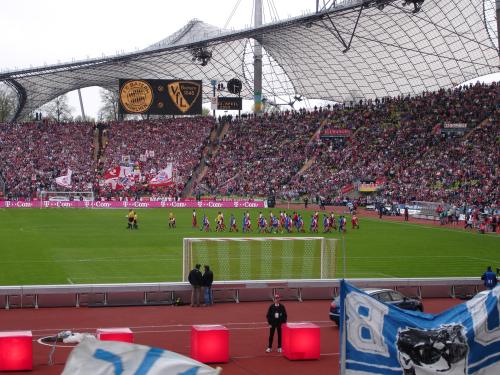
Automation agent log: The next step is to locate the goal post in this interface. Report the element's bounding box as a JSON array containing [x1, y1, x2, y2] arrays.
[[182, 237, 337, 281]]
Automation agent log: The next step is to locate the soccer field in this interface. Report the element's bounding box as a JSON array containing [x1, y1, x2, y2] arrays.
[[0, 208, 498, 285]]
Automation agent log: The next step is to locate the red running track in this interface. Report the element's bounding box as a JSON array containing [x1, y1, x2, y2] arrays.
[[0, 298, 462, 374]]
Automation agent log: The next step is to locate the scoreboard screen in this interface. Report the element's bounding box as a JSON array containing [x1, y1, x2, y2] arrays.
[[119, 79, 202, 115], [217, 97, 242, 110]]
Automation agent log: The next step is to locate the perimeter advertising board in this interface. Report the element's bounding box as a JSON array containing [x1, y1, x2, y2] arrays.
[[440, 123, 468, 134], [0, 200, 267, 209], [119, 79, 202, 115], [320, 129, 352, 139]]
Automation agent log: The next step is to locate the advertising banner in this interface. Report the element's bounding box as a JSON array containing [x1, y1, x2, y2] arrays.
[[321, 129, 353, 139], [0, 200, 267, 209], [358, 183, 379, 192], [119, 79, 202, 115], [440, 123, 468, 134], [341, 184, 354, 194]]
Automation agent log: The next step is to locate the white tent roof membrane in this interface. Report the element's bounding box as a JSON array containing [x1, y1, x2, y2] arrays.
[[0, 0, 498, 120]]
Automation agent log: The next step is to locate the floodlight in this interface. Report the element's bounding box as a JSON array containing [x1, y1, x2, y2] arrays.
[[191, 46, 213, 67], [402, 0, 425, 13]]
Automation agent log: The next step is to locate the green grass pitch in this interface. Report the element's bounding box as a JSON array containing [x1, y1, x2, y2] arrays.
[[0, 208, 498, 285]]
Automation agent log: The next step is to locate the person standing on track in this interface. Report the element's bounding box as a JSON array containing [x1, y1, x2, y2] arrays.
[[202, 265, 214, 306], [188, 264, 203, 307], [266, 294, 287, 353]]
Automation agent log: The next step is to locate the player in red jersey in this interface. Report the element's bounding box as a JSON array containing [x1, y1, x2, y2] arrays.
[[351, 213, 359, 229], [192, 209, 197, 228]]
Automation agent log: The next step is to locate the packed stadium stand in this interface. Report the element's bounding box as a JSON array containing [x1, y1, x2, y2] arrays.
[[0, 82, 498, 207], [285, 82, 499, 205], [196, 111, 326, 196], [97, 118, 214, 199], [0, 122, 95, 198]]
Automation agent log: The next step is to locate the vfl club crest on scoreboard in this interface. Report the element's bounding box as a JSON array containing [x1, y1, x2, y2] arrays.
[[168, 81, 201, 113], [119, 80, 154, 113]]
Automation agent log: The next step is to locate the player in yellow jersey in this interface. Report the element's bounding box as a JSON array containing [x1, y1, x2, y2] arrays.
[[133, 212, 138, 229], [126, 209, 135, 229], [168, 212, 176, 228]]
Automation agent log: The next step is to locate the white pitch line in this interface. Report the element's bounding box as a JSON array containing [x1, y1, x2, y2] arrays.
[[361, 217, 500, 236], [231, 353, 339, 359], [66, 278, 74, 284], [27, 320, 334, 334]]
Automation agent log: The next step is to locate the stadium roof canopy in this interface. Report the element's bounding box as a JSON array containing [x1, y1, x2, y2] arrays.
[[1, 0, 498, 120]]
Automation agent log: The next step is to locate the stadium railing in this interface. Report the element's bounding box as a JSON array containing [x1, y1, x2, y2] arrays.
[[0, 277, 484, 309]]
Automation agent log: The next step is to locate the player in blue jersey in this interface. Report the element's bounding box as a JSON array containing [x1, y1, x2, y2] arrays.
[[323, 214, 330, 233], [229, 213, 238, 232], [271, 215, 279, 233], [258, 215, 266, 233], [242, 212, 247, 233], [284, 214, 292, 233], [202, 214, 210, 232]]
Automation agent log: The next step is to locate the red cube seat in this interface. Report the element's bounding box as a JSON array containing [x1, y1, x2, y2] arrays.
[[0, 331, 33, 371], [282, 322, 320, 360], [191, 325, 229, 363], [96, 327, 134, 343]]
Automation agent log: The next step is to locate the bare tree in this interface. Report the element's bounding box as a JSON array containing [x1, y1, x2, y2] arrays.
[[74, 114, 95, 123], [98, 89, 119, 121], [0, 83, 16, 122], [43, 95, 73, 122]]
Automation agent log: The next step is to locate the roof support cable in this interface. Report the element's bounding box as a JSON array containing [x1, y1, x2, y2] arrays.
[[224, 0, 243, 30], [325, 5, 364, 53]]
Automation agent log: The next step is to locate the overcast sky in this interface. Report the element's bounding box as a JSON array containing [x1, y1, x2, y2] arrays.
[[0, 0, 498, 119], [0, 0, 317, 118]]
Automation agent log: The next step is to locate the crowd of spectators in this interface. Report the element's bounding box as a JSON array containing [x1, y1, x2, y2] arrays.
[[0, 82, 497, 209], [285, 82, 499, 207], [196, 110, 326, 196], [0, 122, 95, 199], [97, 118, 214, 199]]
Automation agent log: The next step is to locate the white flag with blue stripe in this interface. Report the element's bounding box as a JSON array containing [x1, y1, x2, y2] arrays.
[[340, 280, 500, 375], [62, 337, 221, 375]]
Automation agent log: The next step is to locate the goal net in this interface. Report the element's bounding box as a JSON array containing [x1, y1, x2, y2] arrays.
[[183, 237, 337, 281], [39, 190, 94, 205]]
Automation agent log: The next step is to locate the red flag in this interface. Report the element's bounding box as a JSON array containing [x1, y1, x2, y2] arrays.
[[103, 166, 121, 180]]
